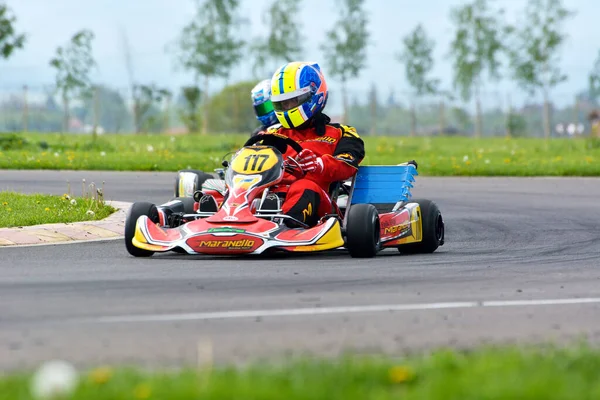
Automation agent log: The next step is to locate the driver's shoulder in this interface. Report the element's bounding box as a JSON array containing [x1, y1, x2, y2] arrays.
[[325, 122, 360, 139]]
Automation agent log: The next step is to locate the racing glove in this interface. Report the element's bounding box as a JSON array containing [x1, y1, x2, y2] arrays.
[[295, 149, 324, 174]]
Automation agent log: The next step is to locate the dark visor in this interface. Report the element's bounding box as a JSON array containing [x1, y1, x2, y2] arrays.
[[272, 92, 312, 112], [254, 100, 274, 116]]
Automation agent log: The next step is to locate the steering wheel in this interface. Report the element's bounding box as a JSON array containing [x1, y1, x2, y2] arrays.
[[243, 133, 305, 179], [243, 133, 303, 154]]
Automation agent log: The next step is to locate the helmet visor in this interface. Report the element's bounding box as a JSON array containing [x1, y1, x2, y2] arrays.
[[254, 100, 274, 117], [272, 92, 312, 112]]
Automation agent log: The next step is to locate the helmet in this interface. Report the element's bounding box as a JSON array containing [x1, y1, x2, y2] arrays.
[[270, 61, 329, 129], [250, 79, 278, 127]]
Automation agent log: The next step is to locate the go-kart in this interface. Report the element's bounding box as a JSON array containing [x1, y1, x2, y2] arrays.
[[125, 134, 445, 258]]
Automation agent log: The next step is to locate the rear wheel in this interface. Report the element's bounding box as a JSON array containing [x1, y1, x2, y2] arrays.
[[345, 204, 381, 258], [398, 199, 444, 254], [125, 201, 159, 257], [174, 169, 213, 198]]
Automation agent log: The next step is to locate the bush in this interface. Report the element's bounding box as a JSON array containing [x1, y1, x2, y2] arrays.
[[0, 133, 29, 150]]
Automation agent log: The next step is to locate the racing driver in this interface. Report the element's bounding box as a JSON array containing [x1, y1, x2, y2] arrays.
[[260, 61, 365, 228], [250, 79, 281, 137]]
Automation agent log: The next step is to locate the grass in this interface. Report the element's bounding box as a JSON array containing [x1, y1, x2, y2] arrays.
[[0, 191, 116, 228], [1, 132, 600, 176], [2, 344, 600, 399]]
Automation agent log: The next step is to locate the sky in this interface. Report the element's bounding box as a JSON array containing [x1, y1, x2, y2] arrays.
[[1, 0, 598, 112]]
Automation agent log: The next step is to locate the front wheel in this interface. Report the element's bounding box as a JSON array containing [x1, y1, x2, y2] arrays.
[[174, 169, 213, 198], [345, 203, 381, 258], [398, 199, 444, 254], [125, 201, 159, 257]]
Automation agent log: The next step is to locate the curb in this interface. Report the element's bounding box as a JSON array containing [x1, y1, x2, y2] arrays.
[[0, 201, 132, 247]]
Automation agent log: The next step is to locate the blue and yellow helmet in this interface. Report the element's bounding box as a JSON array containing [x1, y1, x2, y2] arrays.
[[251, 79, 278, 127], [270, 62, 329, 129]]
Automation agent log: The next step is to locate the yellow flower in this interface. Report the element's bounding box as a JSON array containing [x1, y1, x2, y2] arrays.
[[2, 202, 7, 206], [134, 383, 152, 399], [388, 366, 415, 384], [465, 160, 471, 166], [504, 158, 511, 164], [45, 207, 50, 211], [585, 156, 593, 163], [7, 207, 12, 212], [89, 366, 112, 385]]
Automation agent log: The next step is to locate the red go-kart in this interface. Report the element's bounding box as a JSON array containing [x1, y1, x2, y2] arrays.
[[124, 134, 445, 258]]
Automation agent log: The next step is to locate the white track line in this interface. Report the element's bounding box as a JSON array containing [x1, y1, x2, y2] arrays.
[[86, 297, 600, 324]]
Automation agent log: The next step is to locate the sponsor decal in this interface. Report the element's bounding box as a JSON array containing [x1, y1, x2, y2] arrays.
[[384, 223, 410, 236], [223, 216, 239, 221], [198, 239, 256, 250], [314, 136, 336, 143], [335, 153, 355, 162], [187, 233, 263, 252], [207, 227, 246, 233], [381, 210, 412, 239], [301, 137, 337, 144], [301, 203, 313, 222], [341, 125, 359, 138]]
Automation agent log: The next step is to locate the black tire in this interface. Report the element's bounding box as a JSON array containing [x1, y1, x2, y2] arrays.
[[168, 196, 197, 214], [398, 199, 444, 254], [174, 169, 213, 198], [125, 201, 159, 257], [345, 203, 381, 258]]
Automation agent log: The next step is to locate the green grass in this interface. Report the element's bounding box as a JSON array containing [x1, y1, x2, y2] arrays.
[[2, 344, 600, 399], [1, 132, 600, 176], [0, 191, 116, 228]]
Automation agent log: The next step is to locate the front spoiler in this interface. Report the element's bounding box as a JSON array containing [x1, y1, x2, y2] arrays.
[[131, 216, 345, 255]]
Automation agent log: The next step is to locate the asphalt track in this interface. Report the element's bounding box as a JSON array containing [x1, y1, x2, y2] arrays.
[[2, 170, 600, 371]]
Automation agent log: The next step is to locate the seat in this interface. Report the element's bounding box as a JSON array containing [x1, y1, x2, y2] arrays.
[[348, 164, 418, 206]]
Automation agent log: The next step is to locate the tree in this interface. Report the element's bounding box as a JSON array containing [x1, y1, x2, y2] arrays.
[[368, 83, 378, 135], [207, 80, 259, 134], [251, 0, 303, 78], [49, 30, 96, 134], [448, 0, 510, 137], [508, 0, 574, 140], [398, 24, 440, 136], [173, 0, 246, 134], [178, 86, 202, 133], [75, 86, 132, 133], [321, 0, 370, 124], [0, 4, 26, 61], [133, 84, 172, 133], [588, 50, 600, 103]]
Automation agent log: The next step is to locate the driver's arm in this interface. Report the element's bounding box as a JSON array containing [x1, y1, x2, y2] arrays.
[[319, 125, 365, 182]]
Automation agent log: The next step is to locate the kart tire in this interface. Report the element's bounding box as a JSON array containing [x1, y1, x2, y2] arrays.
[[346, 203, 381, 258], [168, 196, 197, 214], [174, 169, 213, 198], [125, 201, 159, 257], [398, 198, 444, 254]]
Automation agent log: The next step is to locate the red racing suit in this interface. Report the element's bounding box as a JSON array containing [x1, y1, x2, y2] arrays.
[[266, 113, 365, 227]]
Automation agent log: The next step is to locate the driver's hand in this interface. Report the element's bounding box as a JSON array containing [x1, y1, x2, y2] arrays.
[[296, 149, 324, 174]]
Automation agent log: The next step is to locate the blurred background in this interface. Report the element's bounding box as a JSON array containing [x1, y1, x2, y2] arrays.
[[0, 0, 598, 138]]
